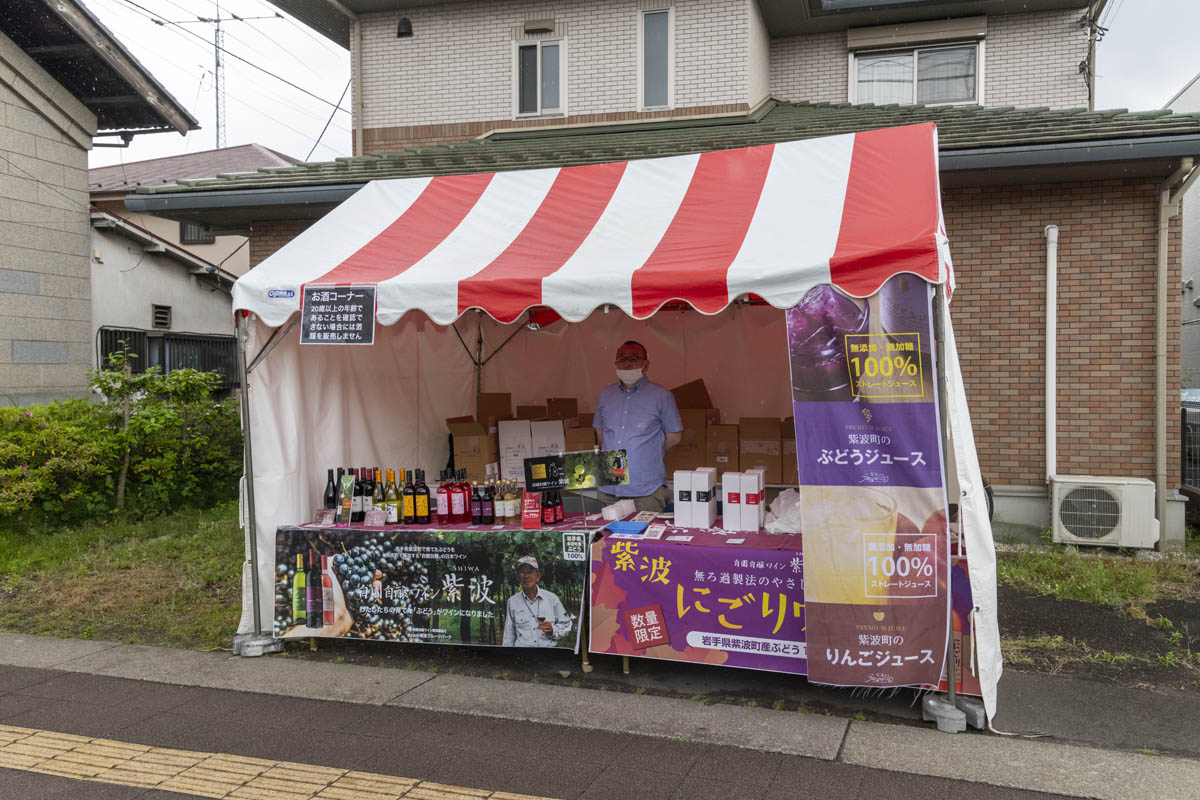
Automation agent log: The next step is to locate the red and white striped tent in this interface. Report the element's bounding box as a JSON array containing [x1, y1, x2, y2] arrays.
[[233, 122, 999, 718]]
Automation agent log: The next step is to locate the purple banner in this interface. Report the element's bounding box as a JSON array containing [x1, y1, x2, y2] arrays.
[[787, 279, 949, 688], [590, 536, 808, 674]]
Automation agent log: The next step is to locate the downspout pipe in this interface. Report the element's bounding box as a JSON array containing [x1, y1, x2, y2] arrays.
[[1159, 158, 1198, 535], [324, 0, 362, 156], [1044, 225, 1059, 484]]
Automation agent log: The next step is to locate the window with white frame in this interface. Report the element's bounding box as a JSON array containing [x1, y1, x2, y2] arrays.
[[853, 42, 980, 106], [515, 39, 563, 116], [639, 9, 673, 110]]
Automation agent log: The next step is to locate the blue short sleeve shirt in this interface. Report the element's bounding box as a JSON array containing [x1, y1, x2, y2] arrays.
[[594, 377, 683, 497]]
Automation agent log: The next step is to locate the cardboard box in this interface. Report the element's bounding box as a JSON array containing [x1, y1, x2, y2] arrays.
[[578, 412, 595, 428], [530, 419, 566, 457], [739, 417, 782, 485], [693, 467, 717, 528], [517, 405, 546, 420], [545, 397, 579, 419], [673, 470, 693, 528], [449, 420, 498, 481], [706, 424, 739, 471], [665, 408, 708, 473], [781, 417, 798, 485], [477, 393, 512, 433], [565, 426, 597, 452], [671, 379, 720, 425], [498, 420, 533, 481], [743, 469, 766, 530], [721, 471, 742, 532]]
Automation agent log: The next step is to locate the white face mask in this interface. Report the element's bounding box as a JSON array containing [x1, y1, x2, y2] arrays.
[[617, 368, 643, 385]]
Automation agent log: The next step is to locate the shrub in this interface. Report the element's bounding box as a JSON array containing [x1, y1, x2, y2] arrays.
[[0, 362, 242, 524]]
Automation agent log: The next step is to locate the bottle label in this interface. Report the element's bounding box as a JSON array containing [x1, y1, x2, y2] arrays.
[[363, 497, 374, 513], [452, 493, 466, 515], [437, 492, 449, 516], [322, 585, 333, 619], [352, 496, 364, 513], [292, 581, 305, 624], [403, 496, 415, 518], [386, 501, 399, 524], [416, 495, 430, 517], [471, 500, 482, 516], [542, 506, 555, 524]]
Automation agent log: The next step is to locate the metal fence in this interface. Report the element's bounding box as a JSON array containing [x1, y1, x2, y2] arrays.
[[97, 327, 238, 390], [1183, 403, 1200, 490]]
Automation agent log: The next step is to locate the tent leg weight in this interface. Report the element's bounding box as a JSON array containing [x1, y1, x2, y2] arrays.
[[232, 633, 284, 658], [922, 694, 967, 733]]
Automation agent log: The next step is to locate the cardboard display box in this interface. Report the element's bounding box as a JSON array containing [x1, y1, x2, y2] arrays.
[[671, 379, 721, 425], [565, 426, 597, 452], [477, 393, 513, 433], [665, 408, 709, 473], [498, 420, 533, 481], [693, 467, 717, 529], [579, 412, 595, 428], [673, 470, 693, 528], [781, 417, 798, 485], [706, 424, 739, 471], [517, 405, 546, 420], [530, 419, 566, 457], [739, 417, 782, 485], [448, 419, 498, 481], [545, 397, 578, 420]]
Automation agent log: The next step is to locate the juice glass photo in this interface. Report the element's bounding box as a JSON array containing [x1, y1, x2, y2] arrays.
[[787, 285, 870, 402], [799, 485, 898, 605]]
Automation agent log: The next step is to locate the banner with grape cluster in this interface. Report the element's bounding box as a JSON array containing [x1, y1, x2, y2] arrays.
[[786, 278, 950, 688], [274, 526, 589, 649]]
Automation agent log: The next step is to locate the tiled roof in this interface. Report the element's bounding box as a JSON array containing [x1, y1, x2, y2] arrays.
[[91, 143, 301, 194], [133, 100, 1200, 195]]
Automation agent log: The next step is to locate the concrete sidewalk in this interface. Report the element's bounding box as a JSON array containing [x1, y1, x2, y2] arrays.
[[0, 633, 1196, 800]]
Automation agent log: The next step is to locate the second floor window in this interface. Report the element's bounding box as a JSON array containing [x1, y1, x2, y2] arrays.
[[854, 43, 979, 106], [516, 39, 563, 116], [640, 9, 673, 110]]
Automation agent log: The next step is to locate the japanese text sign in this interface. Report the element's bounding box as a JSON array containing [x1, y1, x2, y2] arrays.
[[300, 285, 376, 345]]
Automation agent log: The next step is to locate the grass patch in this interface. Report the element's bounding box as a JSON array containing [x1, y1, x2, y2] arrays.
[[0, 502, 242, 650], [997, 548, 1200, 608]]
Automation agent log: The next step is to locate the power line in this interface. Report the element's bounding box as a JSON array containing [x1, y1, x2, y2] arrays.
[[307, 79, 350, 160]]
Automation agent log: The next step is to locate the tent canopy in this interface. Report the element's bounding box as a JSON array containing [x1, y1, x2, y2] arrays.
[[233, 123, 951, 328]]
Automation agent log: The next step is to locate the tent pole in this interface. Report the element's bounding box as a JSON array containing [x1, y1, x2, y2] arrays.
[[233, 312, 282, 657], [933, 286, 958, 704], [475, 313, 484, 411]]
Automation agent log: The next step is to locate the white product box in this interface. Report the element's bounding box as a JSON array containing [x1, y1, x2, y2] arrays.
[[498, 420, 533, 481], [722, 471, 743, 531], [744, 467, 766, 529], [693, 467, 717, 529], [673, 470, 694, 528], [530, 419, 566, 458], [741, 471, 764, 532]]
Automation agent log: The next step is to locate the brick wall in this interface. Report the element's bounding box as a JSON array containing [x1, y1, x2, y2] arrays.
[[945, 179, 1180, 487], [771, 9, 1089, 110], [358, 0, 752, 135], [0, 33, 95, 403], [249, 219, 316, 268]]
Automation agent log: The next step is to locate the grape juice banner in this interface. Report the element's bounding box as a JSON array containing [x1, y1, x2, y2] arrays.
[[274, 526, 588, 649], [589, 532, 807, 674], [787, 277, 949, 688]]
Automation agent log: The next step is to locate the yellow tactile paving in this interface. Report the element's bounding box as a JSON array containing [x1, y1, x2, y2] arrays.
[[0, 726, 561, 800]]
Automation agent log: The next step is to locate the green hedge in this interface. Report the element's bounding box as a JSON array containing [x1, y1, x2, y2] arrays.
[[0, 367, 242, 523]]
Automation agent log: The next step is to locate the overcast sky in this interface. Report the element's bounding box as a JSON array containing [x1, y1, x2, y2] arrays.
[[86, 0, 1197, 170]]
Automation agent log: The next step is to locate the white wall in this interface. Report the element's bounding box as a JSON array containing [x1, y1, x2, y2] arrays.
[[92, 200, 250, 277], [90, 226, 233, 343], [1167, 80, 1200, 387], [746, 0, 770, 107]]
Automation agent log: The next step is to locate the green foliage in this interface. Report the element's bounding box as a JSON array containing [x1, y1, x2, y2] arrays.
[[0, 357, 241, 524], [995, 548, 1198, 607]]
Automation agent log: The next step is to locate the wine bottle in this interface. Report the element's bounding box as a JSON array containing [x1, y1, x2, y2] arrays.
[[450, 470, 467, 524], [321, 554, 334, 627], [373, 468, 385, 513], [436, 471, 450, 524], [415, 469, 431, 525], [292, 552, 306, 626], [323, 469, 336, 510], [482, 480, 495, 525], [403, 470, 417, 525], [470, 482, 483, 524], [351, 469, 364, 523], [385, 468, 400, 525], [554, 489, 565, 523], [361, 466, 375, 515], [541, 491, 555, 526], [306, 548, 324, 629]]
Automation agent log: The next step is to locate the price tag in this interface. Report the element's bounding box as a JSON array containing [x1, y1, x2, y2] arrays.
[[364, 509, 387, 527]]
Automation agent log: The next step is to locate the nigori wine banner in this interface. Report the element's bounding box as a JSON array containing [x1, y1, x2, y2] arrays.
[[274, 526, 588, 650], [786, 278, 949, 688]]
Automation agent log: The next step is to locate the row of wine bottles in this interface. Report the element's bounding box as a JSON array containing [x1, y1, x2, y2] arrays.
[[291, 549, 332, 629], [322, 467, 567, 526]]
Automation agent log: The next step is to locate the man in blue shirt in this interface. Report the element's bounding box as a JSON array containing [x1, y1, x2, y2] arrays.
[[594, 340, 683, 512]]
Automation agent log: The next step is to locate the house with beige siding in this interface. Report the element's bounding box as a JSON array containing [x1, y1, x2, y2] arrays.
[[0, 0, 195, 404], [124, 0, 1199, 549]]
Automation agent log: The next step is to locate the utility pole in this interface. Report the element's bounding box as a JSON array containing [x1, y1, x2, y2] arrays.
[[156, 3, 282, 148]]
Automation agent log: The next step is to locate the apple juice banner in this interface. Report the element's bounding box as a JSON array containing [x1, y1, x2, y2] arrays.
[[274, 526, 588, 650], [589, 534, 808, 674], [786, 277, 949, 688]]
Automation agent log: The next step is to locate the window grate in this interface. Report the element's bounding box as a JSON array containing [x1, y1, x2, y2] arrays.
[[180, 221, 215, 245], [152, 305, 172, 330]]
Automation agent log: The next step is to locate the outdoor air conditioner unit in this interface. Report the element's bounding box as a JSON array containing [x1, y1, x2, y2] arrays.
[[1050, 476, 1159, 548]]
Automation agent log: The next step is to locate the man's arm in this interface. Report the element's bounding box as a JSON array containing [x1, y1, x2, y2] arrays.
[[501, 598, 516, 646], [664, 431, 682, 450], [549, 595, 573, 639], [660, 390, 684, 451]]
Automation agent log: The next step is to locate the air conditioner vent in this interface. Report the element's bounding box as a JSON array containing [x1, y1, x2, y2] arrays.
[[1051, 476, 1158, 549], [1058, 485, 1121, 539]]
